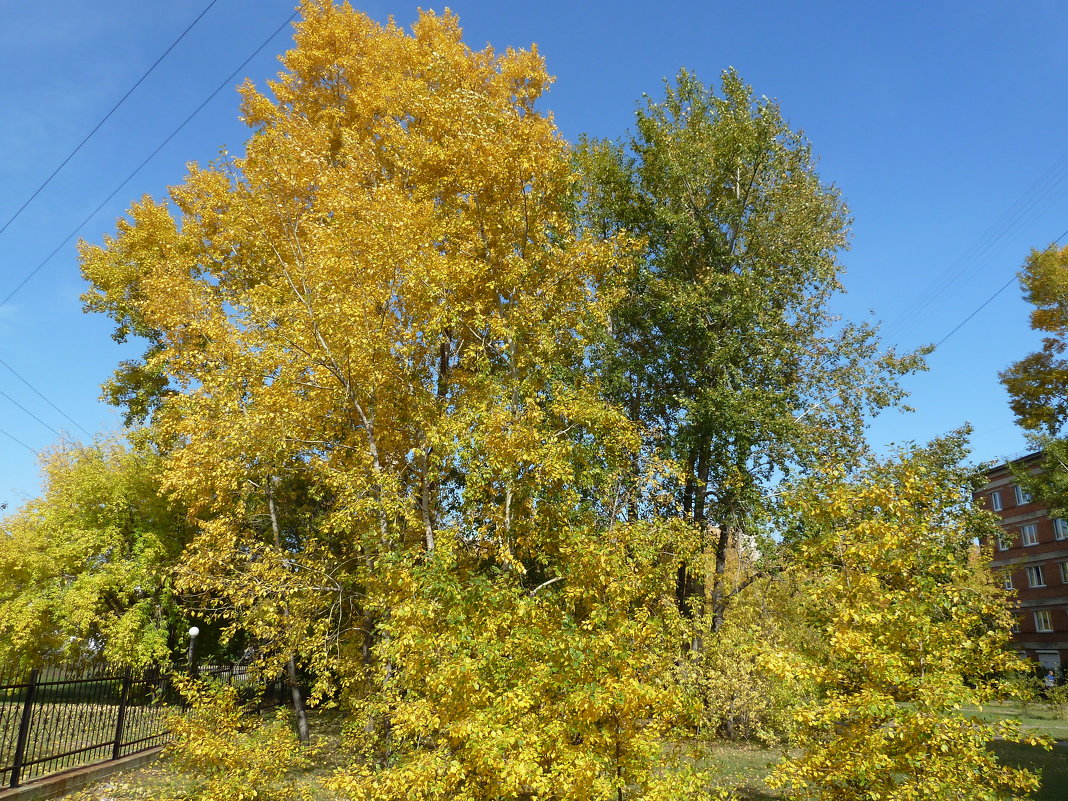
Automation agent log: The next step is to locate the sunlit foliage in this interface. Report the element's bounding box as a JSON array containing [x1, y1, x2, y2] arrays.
[[66, 3, 1029, 799], [769, 435, 1045, 801], [0, 435, 192, 667]]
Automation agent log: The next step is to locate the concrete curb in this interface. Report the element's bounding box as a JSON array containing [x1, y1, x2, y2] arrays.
[[0, 747, 165, 801]]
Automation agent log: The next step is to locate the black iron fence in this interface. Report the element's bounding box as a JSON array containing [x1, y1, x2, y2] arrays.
[[0, 663, 284, 790], [0, 664, 173, 789], [196, 663, 288, 714]]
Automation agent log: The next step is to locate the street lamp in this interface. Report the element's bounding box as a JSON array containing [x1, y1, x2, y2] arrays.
[[186, 626, 200, 676]]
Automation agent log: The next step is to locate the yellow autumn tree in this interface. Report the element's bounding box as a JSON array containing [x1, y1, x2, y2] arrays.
[[769, 433, 1046, 801], [81, 4, 705, 798]]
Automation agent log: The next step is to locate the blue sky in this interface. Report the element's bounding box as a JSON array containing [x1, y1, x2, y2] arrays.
[[1, 1, 1066, 506]]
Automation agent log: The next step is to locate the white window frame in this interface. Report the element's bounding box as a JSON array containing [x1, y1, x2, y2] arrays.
[[1060, 562, 1068, 584], [1015, 485, 1032, 505], [1034, 610, 1053, 632], [991, 491, 1002, 511], [997, 533, 1011, 551], [1012, 620, 1022, 634], [1027, 565, 1046, 588], [1056, 519, 1068, 540], [1004, 572, 1014, 590], [1022, 524, 1039, 547]]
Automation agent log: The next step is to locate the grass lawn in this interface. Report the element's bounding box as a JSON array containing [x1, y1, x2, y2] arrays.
[[701, 740, 786, 799], [961, 700, 1068, 740], [991, 740, 1068, 801], [75, 738, 792, 801], [67, 760, 349, 801], [961, 700, 1068, 800]]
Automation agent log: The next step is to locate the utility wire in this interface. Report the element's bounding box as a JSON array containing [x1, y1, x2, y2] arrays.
[[0, 0, 220, 237], [0, 385, 63, 439], [885, 150, 1068, 344], [0, 426, 37, 456], [0, 9, 298, 308], [0, 356, 91, 437], [932, 270, 1022, 351], [801, 227, 1068, 426], [932, 226, 1068, 351], [0, 7, 297, 448]]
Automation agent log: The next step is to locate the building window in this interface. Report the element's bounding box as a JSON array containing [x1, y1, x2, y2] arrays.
[[1056, 519, 1068, 540], [1060, 562, 1068, 584], [1012, 619, 1022, 634], [1027, 565, 1045, 587], [991, 491, 1003, 511], [1034, 610, 1053, 632], [1004, 573, 1014, 590], [1022, 524, 1039, 546], [997, 533, 1012, 551], [1015, 485, 1032, 505]]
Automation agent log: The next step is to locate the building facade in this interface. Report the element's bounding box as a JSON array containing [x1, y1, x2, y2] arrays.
[[980, 453, 1068, 673]]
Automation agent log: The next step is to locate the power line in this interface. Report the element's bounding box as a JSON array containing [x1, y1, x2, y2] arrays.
[[0, 385, 63, 440], [0, 426, 37, 456], [885, 150, 1068, 344], [0, 8, 299, 308], [0, 0, 221, 238], [932, 270, 1021, 351], [0, 7, 298, 448], [933, 226, 1068, 351], [0, 356, 91, 437]]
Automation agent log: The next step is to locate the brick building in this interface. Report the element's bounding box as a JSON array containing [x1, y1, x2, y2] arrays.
[[981, 452, 1068, 674]]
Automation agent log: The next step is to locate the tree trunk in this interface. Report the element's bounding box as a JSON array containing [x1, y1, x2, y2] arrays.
[[693, 443, 709, 523], [420, 338, 451, 554], [267, 477, 311, 745], [676, 561, 692, 618], [711, 523, 731, 632], [677, 441, 708, 618], [682, 445, 698, 519], [628, 380, 641, 522], [286, 655, 310, 745]]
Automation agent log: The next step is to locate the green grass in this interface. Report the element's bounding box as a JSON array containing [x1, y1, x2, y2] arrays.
[[961, 700, 1068, 801], [66, 710, 349, 801], [960, 700, 1068, 740], [992, 741, 1068, 801], [700, 740, 786, 799]]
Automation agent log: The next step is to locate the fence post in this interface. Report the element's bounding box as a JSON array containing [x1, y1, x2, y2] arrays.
[[112, 668, 134, 760], [10, 668, 40, 788]]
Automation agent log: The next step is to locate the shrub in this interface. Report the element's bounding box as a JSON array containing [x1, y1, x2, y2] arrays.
[[167, 678, 313, 801]]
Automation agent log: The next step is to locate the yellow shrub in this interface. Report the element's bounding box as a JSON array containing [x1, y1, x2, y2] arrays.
[[167, 679, 313, 801]]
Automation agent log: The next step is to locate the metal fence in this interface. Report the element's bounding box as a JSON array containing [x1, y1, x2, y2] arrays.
[[0, 663, 285, 790]]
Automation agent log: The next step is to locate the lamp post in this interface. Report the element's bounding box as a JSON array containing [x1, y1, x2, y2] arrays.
[[186, 626, 200, 677]]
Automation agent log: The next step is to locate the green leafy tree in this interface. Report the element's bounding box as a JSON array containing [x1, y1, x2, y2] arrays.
[[574, 69, 925, 629], [0, 435, 193, 667]]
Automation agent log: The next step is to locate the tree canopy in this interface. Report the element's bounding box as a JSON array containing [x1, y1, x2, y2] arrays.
[[1000, 244, 1068, 514], [81, 4, 694, 795], [574, 68, 924, 629], [1001, 244, 1068, 436], [770, 434, 1042, 801], [52, 4, 1031, 799], [0, 435, 192, 668]]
